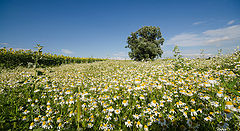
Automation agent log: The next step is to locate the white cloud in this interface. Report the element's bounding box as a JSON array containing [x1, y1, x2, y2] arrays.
[[182, 53, 213, 57], [167, 24, 240, 47], [61, 49, 73, 55], [109, 57, 130, 60], [0, 43, 8, 45], [193, 21, 204, 25], [113, 52, 128, 57], [111, 52, 129, 60], [227, 20, 235, 25], [162, 50, 173, 58], [206, 36, 230, 43]]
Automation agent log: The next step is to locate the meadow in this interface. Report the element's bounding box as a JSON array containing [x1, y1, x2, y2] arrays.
[[0, 48, 240, 131]]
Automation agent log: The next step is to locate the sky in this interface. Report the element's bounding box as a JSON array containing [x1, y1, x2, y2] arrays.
[[0, 0, 240, 59]]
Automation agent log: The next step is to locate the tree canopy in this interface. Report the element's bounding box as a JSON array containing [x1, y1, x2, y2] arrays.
[[125, 26, 164, 61]]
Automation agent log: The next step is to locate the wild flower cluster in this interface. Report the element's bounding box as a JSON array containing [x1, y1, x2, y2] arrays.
[[0, 49, 240, 130]]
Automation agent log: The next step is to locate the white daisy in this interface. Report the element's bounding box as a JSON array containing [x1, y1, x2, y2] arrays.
[[125, 120, 132, 127]]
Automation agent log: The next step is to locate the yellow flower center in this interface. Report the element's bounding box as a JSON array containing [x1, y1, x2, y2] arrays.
[[224, 109, 231, 113], [226, 101, 233, 105], [137, 121, 140, 125]]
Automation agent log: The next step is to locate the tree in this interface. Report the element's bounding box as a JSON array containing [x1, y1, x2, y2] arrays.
[[173, 45, 182, 59], [125, 26, 164, 61]]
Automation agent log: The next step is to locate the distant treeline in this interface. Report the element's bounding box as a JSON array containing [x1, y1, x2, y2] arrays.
[[0, 48, 107, 68]]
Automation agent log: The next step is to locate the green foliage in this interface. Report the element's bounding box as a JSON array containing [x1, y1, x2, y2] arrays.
[[0, 46, 107, 69], [33, 44, 44, 68], [172, 45, 184, 70], [126, 26, 164, 61], [173, 45, 182, 59]]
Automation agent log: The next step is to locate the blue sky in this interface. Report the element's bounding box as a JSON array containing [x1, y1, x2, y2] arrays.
[[0, 0, 240, 59]]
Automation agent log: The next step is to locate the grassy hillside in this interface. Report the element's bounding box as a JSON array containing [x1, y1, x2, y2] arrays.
[[0, 47, 106, 69]]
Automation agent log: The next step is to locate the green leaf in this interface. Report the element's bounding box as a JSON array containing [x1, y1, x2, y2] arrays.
[[0, 120, 6, 123], [33, 128, 44, 131]]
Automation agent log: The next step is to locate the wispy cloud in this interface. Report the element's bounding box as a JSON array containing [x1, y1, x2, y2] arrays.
[[113, 52, 128, 57], [192, 21, 204, 25], [111, 52, 129, 60], [227, 20, 235, 25], [166, 24, 240, 47], [182, 53, 213, 57], [61, 49, 73, 55], [109, 57, 130, 60], [206, 36, 230, 43], [0, 43, 8, 45]]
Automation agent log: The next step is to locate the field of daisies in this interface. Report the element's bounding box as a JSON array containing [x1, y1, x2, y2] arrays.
[[0, 50, 240, 131]]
